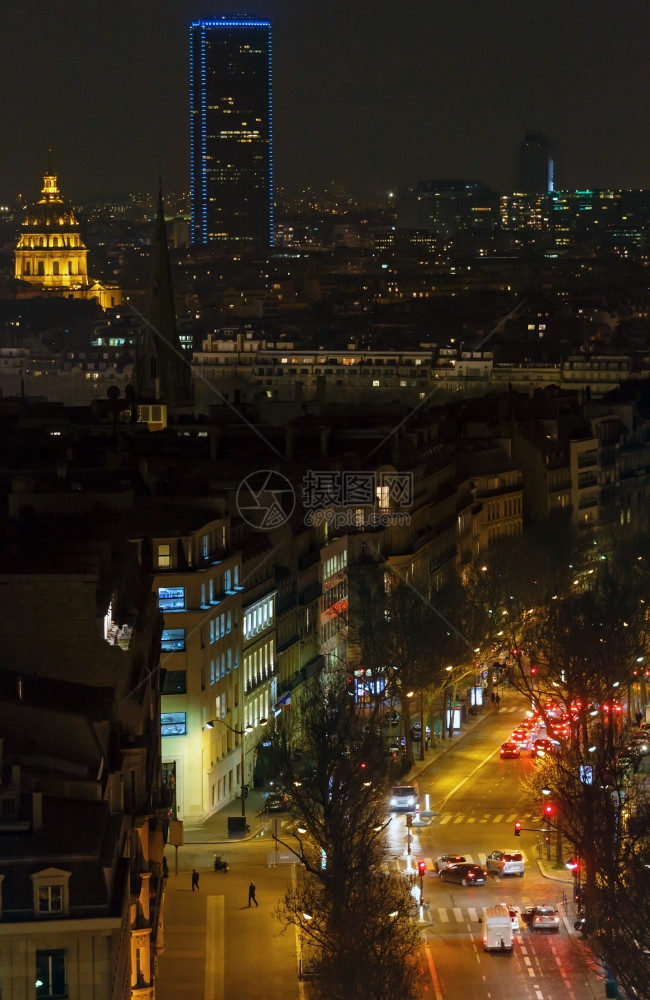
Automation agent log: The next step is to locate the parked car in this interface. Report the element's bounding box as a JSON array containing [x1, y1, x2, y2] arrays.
[[486, 851, 525, 877], [499, 741, 521, 759], [439, 863, 487, 886], [265, 792, 290, 812], [522, 905, 560, 931], [434, 854, 467, 872], [627, 732, 650, 756]]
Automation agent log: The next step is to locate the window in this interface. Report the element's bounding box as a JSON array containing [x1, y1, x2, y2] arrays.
[[161, 712, 187, 736], [31, 868, 70, 919], [161, 629, 185, 652], [158, 586, 185, 611], [224, 569, 232, 591], [38, 885, 63, 913], [202, 534, 209, 559], [157, 543, 172, 568], [162, 671, 186, 695], [36, 949, 66, 998]]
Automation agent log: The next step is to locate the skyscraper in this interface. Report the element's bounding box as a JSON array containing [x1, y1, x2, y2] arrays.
[[189, 17, 274, 249], [518, 131, 554, 195]]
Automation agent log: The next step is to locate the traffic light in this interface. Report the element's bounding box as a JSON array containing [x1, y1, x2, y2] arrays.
[[543, 802, 554, 819], [514, 821, 521, 837], [417, 860, 427, 877]]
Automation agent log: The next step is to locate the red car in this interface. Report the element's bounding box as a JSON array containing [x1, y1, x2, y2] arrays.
[[500, 742, 521, 759]]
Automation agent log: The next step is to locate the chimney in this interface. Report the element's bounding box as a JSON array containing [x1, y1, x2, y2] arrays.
[[32, 791, 43, 831]]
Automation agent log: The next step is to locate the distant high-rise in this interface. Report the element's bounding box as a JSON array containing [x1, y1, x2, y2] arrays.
[[518, 132, 554, 195], [189, 17, 274, 249]]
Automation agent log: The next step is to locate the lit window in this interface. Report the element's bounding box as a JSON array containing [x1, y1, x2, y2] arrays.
[[161, 712, 187, 736], [161, 629, 185, 652], [158, 587, 185, 611]]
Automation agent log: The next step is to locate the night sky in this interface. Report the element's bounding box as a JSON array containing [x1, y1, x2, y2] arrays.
[[1, 1, 649, 205]]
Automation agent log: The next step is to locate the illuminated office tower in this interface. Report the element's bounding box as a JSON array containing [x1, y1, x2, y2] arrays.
[[189, 17, 273, 248], [518, 131, 554, 195]]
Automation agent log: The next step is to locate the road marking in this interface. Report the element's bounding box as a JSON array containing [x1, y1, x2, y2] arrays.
[[468, 907, 478, 921], [453, 907, 463, 921], [205, 894, 224, 1000], [438, 908, 449, 922], [424, 944, 444, 1000]]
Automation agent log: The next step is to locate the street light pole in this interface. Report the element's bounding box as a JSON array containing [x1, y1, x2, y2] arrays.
[[239, 731, 246, 818]]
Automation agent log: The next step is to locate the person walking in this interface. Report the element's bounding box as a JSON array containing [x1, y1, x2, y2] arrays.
[[248, 880, 258, 907], [495, 693, 501, 709], [191, 869, 200, 891]]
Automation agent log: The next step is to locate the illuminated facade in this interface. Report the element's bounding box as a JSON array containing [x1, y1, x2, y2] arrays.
[[189, 17, 274, 249], [14, 170, 122, 309]]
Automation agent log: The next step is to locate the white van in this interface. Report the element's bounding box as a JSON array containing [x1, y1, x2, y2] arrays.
[[389, 783, 419, 811], [482, 904, 514, 951]]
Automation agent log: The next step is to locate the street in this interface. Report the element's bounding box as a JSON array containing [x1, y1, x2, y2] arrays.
[[156, 697, 607, 1000]]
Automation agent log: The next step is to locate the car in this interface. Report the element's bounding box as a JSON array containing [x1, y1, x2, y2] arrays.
[[439, 863, 487, 886], [486, 851, 525, 877], [389, 783, 419, 811], [531, 737, 561, 758], [627, 733, 650, 756], [265, 792, 290, 812], [500, 741, 521, 759], [434, 854, 467, 872], [502, 904, 520, 931], [522, 905, 560, 931]]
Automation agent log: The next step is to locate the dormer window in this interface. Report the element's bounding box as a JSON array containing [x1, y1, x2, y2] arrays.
[[31, 868, 71, 917], [157, 543, 172, 568]]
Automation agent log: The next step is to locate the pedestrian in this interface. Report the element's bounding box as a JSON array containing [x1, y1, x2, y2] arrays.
[[495, 693, 501, 709], [635, 710, 643, 728], [248, 880, 258, 907], [162, 856, 169, 878], [191, 869, 199, 891]]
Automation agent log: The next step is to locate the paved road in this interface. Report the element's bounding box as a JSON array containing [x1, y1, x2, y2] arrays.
[[157, 839, 301, 1000]]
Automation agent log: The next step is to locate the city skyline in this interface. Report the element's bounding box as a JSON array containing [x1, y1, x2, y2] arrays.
[[0, 1, 649, 205]]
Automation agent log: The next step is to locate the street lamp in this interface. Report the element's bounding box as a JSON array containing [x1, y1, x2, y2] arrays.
[[204, 716, 267, 818]]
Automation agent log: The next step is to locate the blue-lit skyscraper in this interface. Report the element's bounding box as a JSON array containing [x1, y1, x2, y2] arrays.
[[189, 17, 273, 249]]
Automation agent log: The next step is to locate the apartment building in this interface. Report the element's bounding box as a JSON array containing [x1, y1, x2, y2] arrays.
[[127, 499, 243, 824], [0, 502, 165, 1000]]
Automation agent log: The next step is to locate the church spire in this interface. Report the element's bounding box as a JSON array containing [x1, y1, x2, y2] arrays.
[[135, 184, 194, 415]]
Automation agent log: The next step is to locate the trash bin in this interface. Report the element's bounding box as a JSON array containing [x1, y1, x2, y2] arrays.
[[605, 980, 618, 998]]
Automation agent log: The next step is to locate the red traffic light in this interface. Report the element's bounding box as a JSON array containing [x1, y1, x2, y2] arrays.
[[514, 821, 522, 836], [543, 802, 554, 817], [565, 857, 580, 872], [417, 860, 427, 876]]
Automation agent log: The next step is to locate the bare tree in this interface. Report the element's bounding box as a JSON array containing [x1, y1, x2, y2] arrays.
[[267, 674, 423, 1000]]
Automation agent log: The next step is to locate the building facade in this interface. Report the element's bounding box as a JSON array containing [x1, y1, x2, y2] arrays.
[[189, 17, 274, 249]]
